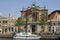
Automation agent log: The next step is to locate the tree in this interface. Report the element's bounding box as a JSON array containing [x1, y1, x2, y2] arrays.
[[39, 14, 47, 32], [15, 17, 24, 32]]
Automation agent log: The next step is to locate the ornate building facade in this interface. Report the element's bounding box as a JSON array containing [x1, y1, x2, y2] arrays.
[[0, 16, 8, 33], [20, 3, 48, 33], [0, 14, 18, 34]]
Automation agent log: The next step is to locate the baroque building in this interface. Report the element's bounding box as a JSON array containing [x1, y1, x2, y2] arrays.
[[48, 10, 60, 33], [20, 3, 48, 33]]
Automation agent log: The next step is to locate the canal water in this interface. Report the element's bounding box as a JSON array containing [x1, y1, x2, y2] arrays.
[[0, 38, 13, 40], [0, 38, 58, 40]]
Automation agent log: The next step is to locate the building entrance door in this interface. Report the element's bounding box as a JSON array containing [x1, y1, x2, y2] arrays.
[[31, 25, 36, 33]]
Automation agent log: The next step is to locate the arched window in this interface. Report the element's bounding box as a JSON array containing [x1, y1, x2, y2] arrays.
[[12, 28, 13, 31]]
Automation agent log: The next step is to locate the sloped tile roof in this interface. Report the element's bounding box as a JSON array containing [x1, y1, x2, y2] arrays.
[[0, 16, 7, 19], [48, 10, 60, 18]]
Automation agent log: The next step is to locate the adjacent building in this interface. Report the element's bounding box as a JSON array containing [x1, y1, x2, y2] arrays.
[[48, 10, 60, 33], [0, 16, 8, 33], [0, 14, 18, 34]]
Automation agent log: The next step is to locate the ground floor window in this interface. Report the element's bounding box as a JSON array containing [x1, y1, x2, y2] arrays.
[[5, 29, 7, 32], [0, 30, 1, 32], [9, 28, 10, 32], [12, 27, 13, 32], [15, 28, 17, 32]]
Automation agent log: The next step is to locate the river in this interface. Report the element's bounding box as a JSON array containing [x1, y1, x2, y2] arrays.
[[0, 38, 13, 40], [0, 38, 58, 40]]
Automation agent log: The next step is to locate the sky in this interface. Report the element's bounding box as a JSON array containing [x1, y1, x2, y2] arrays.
[[0, 0, 60, 18]]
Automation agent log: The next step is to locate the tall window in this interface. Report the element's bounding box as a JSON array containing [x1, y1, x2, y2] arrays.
[[12, 28, 13, 31], [5, 21, 7, 23], [32, 12, 38, 21]]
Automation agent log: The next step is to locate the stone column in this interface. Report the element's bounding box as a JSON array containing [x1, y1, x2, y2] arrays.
[[7, 28, 9, 33], [35, 25, 37, 33], [54, 26, 56, 33], [16, 27, 18, 32], [51, 26, 53, 33], [44, 25, 48, 32], [14, 27, 18, 32], [14, 27, 15, 32], [36, 25, 38, 33], [4, 28, 5, 34], [56, 26, 58, 33], [36, 25, 41, 33], [28, 25, 32, 33], [27, 25, 30, 32], [10, 27, 12, 32]]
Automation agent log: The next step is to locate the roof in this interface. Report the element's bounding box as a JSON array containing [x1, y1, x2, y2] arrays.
[[31, 2, 36, 7], [21, 3, 47, 12], [0, 16, 7, 19], [48, 10, 60, 18]]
